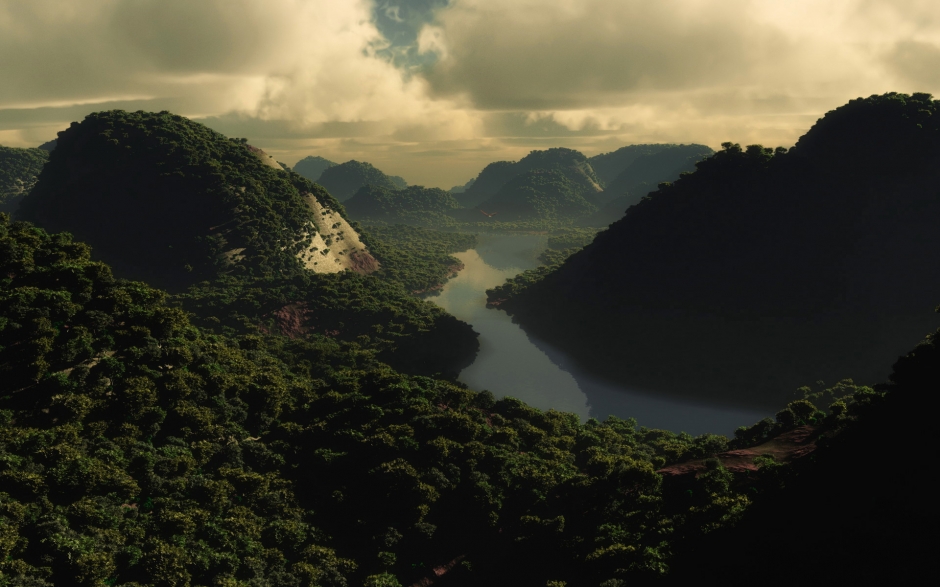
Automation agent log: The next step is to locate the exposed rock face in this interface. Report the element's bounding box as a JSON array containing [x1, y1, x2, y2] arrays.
[[298, 193, 379, 275]]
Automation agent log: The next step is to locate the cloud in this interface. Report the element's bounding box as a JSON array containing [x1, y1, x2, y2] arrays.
[[1, 0, 939, 187]]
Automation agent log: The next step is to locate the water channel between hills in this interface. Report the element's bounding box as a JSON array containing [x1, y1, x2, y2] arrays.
[[427, 233, 769, 437]]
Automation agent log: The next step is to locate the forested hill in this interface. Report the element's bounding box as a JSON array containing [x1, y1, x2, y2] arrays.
[[475, 167, 600, 222], [455, 147, 601, 208], [16, 110, 370, 291], [0, 145, 48, 214], [490, 92, 940, 407], [586, 144, 715, 226], [315, 160, 407, 201], [343, 184, 460, 223], [587, 144, 702, 185], [292, 155, 336, 182]]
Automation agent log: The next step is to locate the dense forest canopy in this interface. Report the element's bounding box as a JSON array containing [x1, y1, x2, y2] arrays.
[[343, 185, 460, 225], [0, 146, 49, 214], [2, 213, 935, 584], [489, 93, 940, 406]]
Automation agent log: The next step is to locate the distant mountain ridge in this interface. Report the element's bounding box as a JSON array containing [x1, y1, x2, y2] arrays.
[[293, 155, 336, 182], [316, 159, 407, 201], [455, 147, 601, 209]]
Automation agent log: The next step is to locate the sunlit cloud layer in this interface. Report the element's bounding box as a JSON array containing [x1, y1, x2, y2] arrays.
[[1, 0, 938, 187]]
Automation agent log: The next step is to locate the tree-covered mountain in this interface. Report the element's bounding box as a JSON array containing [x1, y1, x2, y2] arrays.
[[601, 144, 713, 201], [343, 184, 460, 224], [585, 144, 714, 225], [475, 167, 600, 221], [455, 148, 601, 209], [0, 145, 48, 214], [17, 110, 353, 291], [489, 93, 940, 407], [292, 155, 337, 182], [588, 144, 681, 185], [14, 110, 478, 379], [316, 160, 407, 202]]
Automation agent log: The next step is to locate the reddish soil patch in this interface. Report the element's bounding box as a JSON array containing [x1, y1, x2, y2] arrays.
[[409, 555, 466, 587], [348, 250, 380, 274], [261, 303, 312, 339], [658, 425, 820, 477]]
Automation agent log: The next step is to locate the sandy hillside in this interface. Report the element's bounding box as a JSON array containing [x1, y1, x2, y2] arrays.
[[299, 194, 379, 274]]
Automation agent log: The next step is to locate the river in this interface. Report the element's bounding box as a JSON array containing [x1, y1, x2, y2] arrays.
[[427, 233, 770, 436]]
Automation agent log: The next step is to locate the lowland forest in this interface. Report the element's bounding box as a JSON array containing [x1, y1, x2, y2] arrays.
[[1, 93, 938, 586]]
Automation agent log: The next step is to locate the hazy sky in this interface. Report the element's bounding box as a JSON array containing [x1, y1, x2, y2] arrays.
[[1, 0, 938, 187]]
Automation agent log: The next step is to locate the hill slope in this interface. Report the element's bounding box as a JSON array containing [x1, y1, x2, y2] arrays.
[[293, 155, 336, 181], [491, 92, 940, 407], [0, 145, 48, 214], [17, 110, 376, 291], [343, 184, 460, 223], [455, 147, 602, 209], [316, 160, 407, 201]]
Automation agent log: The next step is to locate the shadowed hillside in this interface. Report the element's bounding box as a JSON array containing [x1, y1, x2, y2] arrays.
[[0, 145, 48, 214], [489, 93, 940, 408]]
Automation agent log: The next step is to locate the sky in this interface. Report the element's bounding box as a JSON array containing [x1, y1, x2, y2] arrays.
[[1, 0, 938, 188]]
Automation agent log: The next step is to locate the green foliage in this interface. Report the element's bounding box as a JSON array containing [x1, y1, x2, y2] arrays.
[[0, 215, 771, 586], [475, 166, 599, 222], [344, 185, 460, 224], [0, 146, 48, 214], [363, 225, 477, 293]]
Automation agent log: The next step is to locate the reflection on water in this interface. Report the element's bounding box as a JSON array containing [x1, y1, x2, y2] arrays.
[[430, 234, 770, 436]]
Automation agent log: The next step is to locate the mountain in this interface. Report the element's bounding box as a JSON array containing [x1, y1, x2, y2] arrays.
[[601, 144, 714, 202], [475, 167, 600, 221], [17, 110, 377, 291], [293, 155, 336, 181], [585, 144, 715, 225], [490, 92, 940, 407], [316, 160, 407, 201], [588, 144, 681, 185], [0, 145, 48, 214], [449, 177, 475, 194], [343, 184, 460, 223], [455, 147, 602, 209]]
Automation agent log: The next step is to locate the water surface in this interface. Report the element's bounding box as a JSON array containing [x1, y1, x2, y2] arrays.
[[429, 234, 769, 436]]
